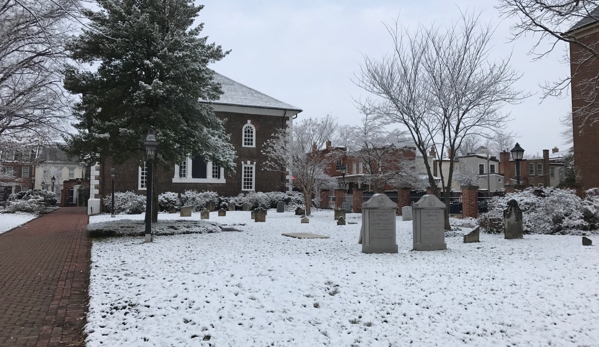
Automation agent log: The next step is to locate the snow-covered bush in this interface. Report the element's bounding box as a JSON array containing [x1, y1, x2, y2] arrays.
[[245, 191, 271, 209], [158, 192, 180, 212], [103, 191, 146, 214], [8, 189, 57, 206], [4, 199, 46, 214], [478, 187, 597, 235], [179, 190, 218, 211]]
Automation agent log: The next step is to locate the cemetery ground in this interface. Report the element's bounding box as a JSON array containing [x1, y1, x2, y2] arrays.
[[86, 210, 599, 347]]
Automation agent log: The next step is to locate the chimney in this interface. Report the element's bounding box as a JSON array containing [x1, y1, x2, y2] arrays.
[[543, 149, 549, 160], [552, 147, 559, 154], [326, 140, 331, 150], [429, 145, 436, 157]]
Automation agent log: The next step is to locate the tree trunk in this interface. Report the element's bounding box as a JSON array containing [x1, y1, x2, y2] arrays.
[[303, 188, 312, 216]]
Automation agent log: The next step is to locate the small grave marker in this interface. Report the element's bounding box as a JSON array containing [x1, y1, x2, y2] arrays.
[[277, 201, 285, 213], [412, 195, 447, 251], [200, 208, 209, 220], [255, 208, 266, 222], [218, 208, 226, 217], [504, 199, 523, 239], [180, 205, 192, 217], [361, 194, 398, 254]]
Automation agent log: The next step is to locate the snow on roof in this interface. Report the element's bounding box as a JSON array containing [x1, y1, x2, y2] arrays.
[[567, 5, 599, 33], [210, 73, 302, 112]]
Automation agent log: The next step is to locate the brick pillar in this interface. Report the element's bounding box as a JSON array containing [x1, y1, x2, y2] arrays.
[[461, 186, 479, 219], [353, 189, 364, 213], [397, 188, 411, 216], [335, 189, 345, 209], [320, 189, 330, 208], [575, 185, 585, 199]]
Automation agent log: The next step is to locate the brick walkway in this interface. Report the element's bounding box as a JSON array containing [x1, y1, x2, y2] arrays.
[[0, 207, 90, 347]]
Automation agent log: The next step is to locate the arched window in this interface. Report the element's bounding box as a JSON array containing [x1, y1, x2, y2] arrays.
[[242, 121, 255, 148]]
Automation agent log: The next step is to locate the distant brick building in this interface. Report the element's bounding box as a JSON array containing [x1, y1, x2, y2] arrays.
[[0, 146, 37, 199], [95, 73, 302, 202], [566, 9, 599, 189]]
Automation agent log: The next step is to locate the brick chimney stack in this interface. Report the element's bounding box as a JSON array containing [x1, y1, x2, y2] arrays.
[[552, 147, 559, 154], [326, 140, 331, 150]]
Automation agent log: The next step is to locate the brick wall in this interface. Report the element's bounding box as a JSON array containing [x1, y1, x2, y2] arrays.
[[397, 188, 411, 216], [98, 111, 291, 199], [352, 189, 363, 213], [571, 30, 599, 189], [461, 186, 479, 219]]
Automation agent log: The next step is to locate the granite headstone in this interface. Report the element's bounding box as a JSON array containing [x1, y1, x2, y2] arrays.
[[361, 194, 398, 254], [412, 194, 447, 251]]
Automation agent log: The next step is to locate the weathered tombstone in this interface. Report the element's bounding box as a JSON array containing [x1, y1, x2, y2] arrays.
[[168, 206, 177, 214], [242, 202, 252, 211], [277, 200, 285, 213], [402, 206, 413, 221], [228, 203, 236, 211], [301, 215, 309, 223], [463, 226, 480, 243], [255, 208, 266, 222], [337, 216, 346, 226], [200, 208, 209, 220], [583, 236, 593, 246], [334, 208, 346, 221], [504, 199, 523, 239], [260, 205, 268, 215], [206, 201, 216, 211], [180, 205, 192, 217], [218, 208, 226, 217], [295, 207, 305, 216], [361, 194, 398, 254], [412, 195, 447, 251], [342, 201, 352, 213]]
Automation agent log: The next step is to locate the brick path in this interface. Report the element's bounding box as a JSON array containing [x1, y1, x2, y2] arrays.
[[0, 207, 90, 347]]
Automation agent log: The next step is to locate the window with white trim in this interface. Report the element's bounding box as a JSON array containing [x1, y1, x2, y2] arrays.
[[4, 166, 14, 176], [68, 168, 75, 179], [173, 156, 225, 184], [22, 167, 30, 178], [138, 163, 147, 190], [242, 121, 256, 148], [529, 163, 535, 175], [550, 167, 555, 178], [490, 164, 496, 174], [242, 163, 255, 191], [537, 163, 543, 176], [478, 164, 485, 175]]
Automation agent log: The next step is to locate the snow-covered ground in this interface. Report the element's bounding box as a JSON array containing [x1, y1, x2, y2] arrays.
[[0, 212, 37, 234], [87, 210, 599, 347]]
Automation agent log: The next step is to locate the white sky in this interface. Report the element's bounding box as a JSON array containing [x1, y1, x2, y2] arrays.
[[197, 0, 572, 157]]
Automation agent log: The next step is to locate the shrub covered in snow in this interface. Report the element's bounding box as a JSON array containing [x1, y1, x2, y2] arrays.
[[4, 199, 46, 214], [478, 187, 599, 235], [103, 191, 146, 214], [4, 190, 57, 214], [158, 192, 180, 212], [179, 190, 218, 211]]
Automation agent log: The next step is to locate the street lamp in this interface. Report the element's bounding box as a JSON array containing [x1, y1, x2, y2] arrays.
[[51, 176, 56, 193], [143, 129, 158, 243], [510, 143, 525, 185], [110, 168, 116, 218], [337, 163, 347, 191]]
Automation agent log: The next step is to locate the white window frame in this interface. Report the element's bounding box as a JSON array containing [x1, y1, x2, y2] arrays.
[[489, 164, 496, 174], [4, 166, 14, 176], [550, 166, 555, 178], [529, 163, 535, 175], [537, 163, 543, 176], [138, 163, 147, 190], [22, 167, 30, 178], [478, 164, 485, 175], [242, 121, 256, 148], [68, 168, 75, 179], [241, 162, 255, 192], [172, 157, 226, 184]]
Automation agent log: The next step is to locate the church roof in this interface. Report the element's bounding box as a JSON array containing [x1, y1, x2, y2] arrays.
[[567, 6, 599, 33]]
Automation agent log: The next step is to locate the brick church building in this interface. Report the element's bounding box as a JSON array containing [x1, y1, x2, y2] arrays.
[[566, 8, 599, 189], [91, 73, 301, 208]]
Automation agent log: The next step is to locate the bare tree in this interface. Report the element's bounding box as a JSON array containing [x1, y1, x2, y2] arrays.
[[262, 115, 338, 216], [498, 0, 599, 128], [0, 0, 79, 150], [356, 12, 523, 229], [338, 110, 417, 192]]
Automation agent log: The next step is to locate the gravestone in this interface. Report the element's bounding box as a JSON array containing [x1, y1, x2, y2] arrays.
[[463, 226, 480, 243], [402, 206, 413, 221], [504, 199, 523, 239], [277, 201, 285, 213], [334, 209, 346, 221], [206, 201, 216, 211], [228, 203, 236, 211], [168, 206, 177, 214], [260, 205, 268, 215], [242, 202, 252, 211], [301, 215, 309, 223], [295, 207, 305, 216], [583, 236, 593, 246], [412, 194, 447, 251], [342, 202, 352, 213], [255, 208, 266, 222], [200, 208, 209, 220], [251, 210, 255, 219], [337, 216, 346, 226], [361, 194, 398, 254], [180, 205, 192, 217], [218, 208, 226, 217]]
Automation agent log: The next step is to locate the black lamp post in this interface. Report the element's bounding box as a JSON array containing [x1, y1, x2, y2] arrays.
[[143, 130, 158, 243], [51, 176, 56, 193], [110, 168, 116, 218], [510, 143, 525, 185], [337, 163, 347, 192]]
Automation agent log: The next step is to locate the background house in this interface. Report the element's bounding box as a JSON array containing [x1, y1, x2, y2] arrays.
[[92, 73, 302, 210], [35, 144, 87, 206], [0, 145, 38, 200]]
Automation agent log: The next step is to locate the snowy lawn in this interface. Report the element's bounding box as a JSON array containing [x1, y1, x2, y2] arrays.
[[0, 211, 38, 234], [87, 210, 599, 347]]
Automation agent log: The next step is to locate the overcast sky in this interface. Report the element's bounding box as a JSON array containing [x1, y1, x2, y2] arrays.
[[196, 0, 572, 157]]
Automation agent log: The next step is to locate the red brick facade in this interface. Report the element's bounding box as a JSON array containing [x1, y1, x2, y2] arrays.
[[570, 27, 599, 189], [397, 188, 411, 216], [98, 112, 291, 199], [352, 189, 364, 213], [461, 186, 479, 219]]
